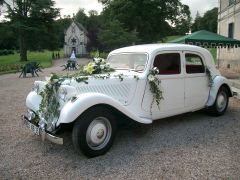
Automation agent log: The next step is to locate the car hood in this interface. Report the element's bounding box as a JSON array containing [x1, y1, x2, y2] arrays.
[[66, 71, 140, 106]]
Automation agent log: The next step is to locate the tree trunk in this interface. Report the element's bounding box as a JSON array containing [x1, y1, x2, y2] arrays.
[[19, 30, 27, 61]]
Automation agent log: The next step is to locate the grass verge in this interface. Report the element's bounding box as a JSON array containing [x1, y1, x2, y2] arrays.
[[0, 50, 64, 75]]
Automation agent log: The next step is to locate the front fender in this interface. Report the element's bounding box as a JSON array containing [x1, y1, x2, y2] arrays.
[[206, 75, 233, 107], [26, 91, 42, 112], [56, 93, 152, 126]]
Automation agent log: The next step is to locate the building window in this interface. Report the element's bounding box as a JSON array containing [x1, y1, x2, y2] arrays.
[[153, 53, 181, 75], [229, 0, 235, 6], [228, 23, 234, 38], [71, 38, 77, 45]]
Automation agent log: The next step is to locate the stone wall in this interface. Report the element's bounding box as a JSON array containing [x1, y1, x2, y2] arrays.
[[217, 0, 240, 72]]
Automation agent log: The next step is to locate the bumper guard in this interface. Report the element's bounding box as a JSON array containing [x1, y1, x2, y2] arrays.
[[22, 115, 63, 145]]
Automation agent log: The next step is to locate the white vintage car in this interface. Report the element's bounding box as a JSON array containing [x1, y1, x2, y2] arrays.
[[23, 44, 233, 157]]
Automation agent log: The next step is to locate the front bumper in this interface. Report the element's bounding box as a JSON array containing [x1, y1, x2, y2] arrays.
[[22, 115, 63, 145]]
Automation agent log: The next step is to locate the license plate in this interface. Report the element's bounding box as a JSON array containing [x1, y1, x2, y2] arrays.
[[25, 120, 40, 135]]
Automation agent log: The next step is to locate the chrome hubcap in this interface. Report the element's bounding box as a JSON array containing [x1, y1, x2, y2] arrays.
[[86, 117, 112, 150], [216, 92, 227, 112]]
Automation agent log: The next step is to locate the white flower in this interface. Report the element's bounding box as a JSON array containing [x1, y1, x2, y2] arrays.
[[153, 67, 159, 74], [101, 59, 106, 63], [100, 64, 105, 69], [148, 74, 155, 82], [45, 76, 50, 82], [94, 58, 100, 63], [53, 79, 58, 83]]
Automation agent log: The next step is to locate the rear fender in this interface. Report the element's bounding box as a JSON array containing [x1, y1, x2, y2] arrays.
[[206, 76, 233, 107]]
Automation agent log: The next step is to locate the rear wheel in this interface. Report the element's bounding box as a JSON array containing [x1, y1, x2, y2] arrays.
[[72, 107, 117, 157], [208, 86, 229, 116]]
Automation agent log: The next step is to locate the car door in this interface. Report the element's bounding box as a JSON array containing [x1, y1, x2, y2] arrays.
[[183, 52, 210, 110], [142, 51, 185, 120]]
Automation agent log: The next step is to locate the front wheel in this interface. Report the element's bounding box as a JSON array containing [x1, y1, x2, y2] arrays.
[[208, 86, 229, 116], [72, 107, 117, 157]]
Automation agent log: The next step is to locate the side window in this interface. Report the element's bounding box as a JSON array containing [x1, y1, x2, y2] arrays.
[[153, 53, 181, 75], [185, 53, 205, 74]]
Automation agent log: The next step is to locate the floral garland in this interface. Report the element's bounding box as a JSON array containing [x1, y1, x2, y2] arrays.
[[38, 74, 64, 122], [148, 67, 164, 113], [38, 58, 116, 122], [38, 60, 163, 124], [83, 58, 114, 75]]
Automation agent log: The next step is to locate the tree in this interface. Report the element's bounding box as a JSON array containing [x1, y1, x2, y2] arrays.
[[99, 0, 191, 43], [54, 17, 72, 48], [0, 22, 18, 49], [98, 19, 139, 51], [191, 11, 202, 32], [0, 0, 59, 61], [88, 10, 98, 16], [200, 7, 218, 33], [191, 8, 218, 33], [173, 5, 191, 35], [75, 8, 88, 27], [85, 11, 102, 51]]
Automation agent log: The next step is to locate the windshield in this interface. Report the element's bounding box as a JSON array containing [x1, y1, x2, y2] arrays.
[[107, 53, 148, 72]]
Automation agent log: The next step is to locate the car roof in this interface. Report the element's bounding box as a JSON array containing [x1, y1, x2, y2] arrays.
[[109, 43, 209, 55], [108, 43, 219, 76]]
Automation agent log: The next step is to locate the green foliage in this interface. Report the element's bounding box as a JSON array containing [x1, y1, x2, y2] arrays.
[[173, 5, 192, 35], [192, 8, 218, 33], [89, 50, 108, 59], [98, 19, 139, 51], [0, 22, 18, 50], [100, 0, 190, 43], [200, 8, 218, 33], [75, 8, 88, 27], [148, 67, 163, 109], [2, 0, 60, 61], [0, 49, 14, 56], [39, 74, 63, 122], [54, 17, 72, 48], [191, 11, 202, 33], [208, 48, 217, 63], [162, 35, 182, 43]]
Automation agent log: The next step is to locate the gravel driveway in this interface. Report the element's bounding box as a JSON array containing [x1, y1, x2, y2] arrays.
[[0, 58, 240, 179]]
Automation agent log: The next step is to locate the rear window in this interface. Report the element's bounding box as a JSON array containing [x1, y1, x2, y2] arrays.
[[185, 53, 205, 74], [153, 53, 181, 75]]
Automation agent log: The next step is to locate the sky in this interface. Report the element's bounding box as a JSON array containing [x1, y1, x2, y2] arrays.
[[181, 0, 218, 18], [55, 0, 103, 17], [55, 0, 218, 18], [0, 0, 218, 21]]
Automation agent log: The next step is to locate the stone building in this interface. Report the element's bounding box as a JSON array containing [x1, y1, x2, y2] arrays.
[[218, 0, 240, 70], [64, 21, 88, 57]]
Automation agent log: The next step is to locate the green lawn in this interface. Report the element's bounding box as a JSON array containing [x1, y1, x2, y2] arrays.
[[208, 48, 217, 63], [0, 49, 64, 75], [163, 35, 182, 43]]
